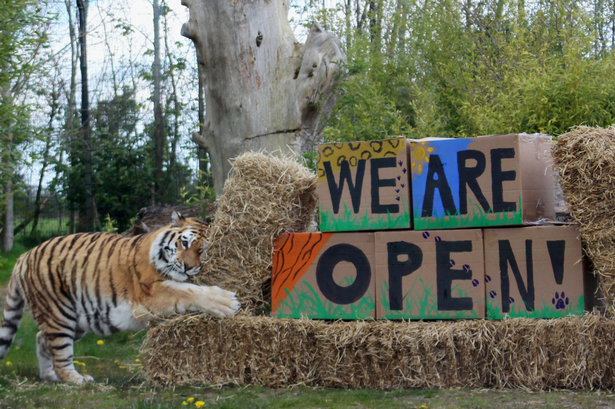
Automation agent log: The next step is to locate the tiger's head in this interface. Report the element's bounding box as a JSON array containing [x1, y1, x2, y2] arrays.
[[149, 211, 209, 282]]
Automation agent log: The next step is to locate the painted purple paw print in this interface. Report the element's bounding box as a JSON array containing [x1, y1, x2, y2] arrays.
[[472, 279, 479, 287], [485, 275, 492, 283], [450, 259, 456, 267], [398, 160, 403, 166], [403, 168, 407, 173], [552, 291, 569, 310], [434, 236, 442, 242], [397, 175, 401, 181], [463, 264, 470, 271], [401, 183, 405, 188], [489, 290, 497, 299], [422, 231, 430, 239], [395, 189, 400, 193], [509, 297, 515, 304], [395, 197, 400, 201]]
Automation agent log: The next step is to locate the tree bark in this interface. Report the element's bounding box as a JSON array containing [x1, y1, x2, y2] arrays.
[[77, 0, 94, 231], [153, 0, 164, 201], [2, 180, 13, 252], [181, 0, 346, 195]]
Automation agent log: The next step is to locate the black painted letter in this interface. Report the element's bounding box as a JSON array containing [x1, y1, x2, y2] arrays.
[[436, 240, 473, 311], [371, 157, 399, 214], [491, 148, 517, 212], [457, 150, 490, 214], [498, 239, 535, 312], [323, 159, 366, 214], [316, 243, 371, 305], [547, 240, 566, 284], [421, 154, 457, 218], [387, 241, 423, 310]]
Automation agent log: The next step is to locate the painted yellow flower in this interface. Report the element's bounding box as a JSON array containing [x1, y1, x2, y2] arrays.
[[5, 361, 12, 366], [187, 397, 194, 403], [195, 402, 205, 408], [97, 340, 104, 345]]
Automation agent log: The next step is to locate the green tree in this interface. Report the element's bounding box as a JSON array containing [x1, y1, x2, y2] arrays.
[[0, 0, 50, 252], [305, 0, 615, 144]]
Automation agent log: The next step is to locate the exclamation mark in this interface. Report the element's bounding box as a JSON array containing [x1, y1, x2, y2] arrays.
[[547, 240, 566, 284]]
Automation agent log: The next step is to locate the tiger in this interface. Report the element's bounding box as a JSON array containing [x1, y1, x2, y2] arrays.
[[0, 211, 239, 384]]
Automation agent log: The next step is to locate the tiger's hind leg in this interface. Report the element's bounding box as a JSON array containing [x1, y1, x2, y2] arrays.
[[36, 330, 91, 383], [41, 329, 94, 385], [36, 331, 60, 382]]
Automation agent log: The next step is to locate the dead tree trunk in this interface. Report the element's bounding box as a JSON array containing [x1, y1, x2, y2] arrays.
[[181, 0, 346, 195]]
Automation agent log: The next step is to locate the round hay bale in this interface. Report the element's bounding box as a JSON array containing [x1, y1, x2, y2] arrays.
[[142, 314, 615, 390], [552, 126, 615, 312], [192, 152, 318, 315]]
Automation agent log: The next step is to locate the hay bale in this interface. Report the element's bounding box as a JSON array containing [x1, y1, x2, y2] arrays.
[[142, 314, 615, 390], [193, 152, 318, 315], [552, 126, 615, 312]]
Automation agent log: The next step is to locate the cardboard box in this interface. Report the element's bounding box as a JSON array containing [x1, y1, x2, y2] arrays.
[[483, 225, 585, 319], [318, 138, 411, 232], [271, 232, 375, 319], [375, 229, 485, 319], [410, 134, 555, 230]]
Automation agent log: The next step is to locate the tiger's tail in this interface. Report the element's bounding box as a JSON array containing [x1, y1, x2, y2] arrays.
[[0, 257, 26, 360]]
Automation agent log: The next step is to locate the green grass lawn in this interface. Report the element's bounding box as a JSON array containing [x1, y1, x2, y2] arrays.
[[2, 245, 615, 408]]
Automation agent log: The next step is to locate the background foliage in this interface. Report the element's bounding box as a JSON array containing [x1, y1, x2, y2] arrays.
[[3, 0, 615, 243], [308, 0, 615, 142]]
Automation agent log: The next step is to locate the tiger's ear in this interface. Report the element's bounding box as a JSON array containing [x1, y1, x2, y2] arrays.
[[171, 211, 186, 227]]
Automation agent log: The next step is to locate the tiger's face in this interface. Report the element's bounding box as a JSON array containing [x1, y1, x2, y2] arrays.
[[149, 212, 209, 282]]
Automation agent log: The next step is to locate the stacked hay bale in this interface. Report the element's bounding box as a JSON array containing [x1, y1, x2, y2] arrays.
[[552, 126, 615, 314], [143, 313, 615, 389], [191, 152, 318, 314], [142, 144, 615, 390]]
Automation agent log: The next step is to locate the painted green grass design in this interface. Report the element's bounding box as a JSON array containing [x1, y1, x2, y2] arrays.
[[487, 294, 585, 319], [276, 277, 375, 319], [414, 196, 523, 230], [320, 197, 410, 232], [379, 280, 480, 319]]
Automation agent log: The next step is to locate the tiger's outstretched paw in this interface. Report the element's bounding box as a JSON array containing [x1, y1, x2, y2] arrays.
[[201, 285, 241, 318]]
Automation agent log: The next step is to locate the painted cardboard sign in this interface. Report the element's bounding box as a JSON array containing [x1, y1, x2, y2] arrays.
[[271, 232, 375, 319], [375, 229, 485, 319], [483, 226, 585, 319], [318, 138, 411, 232], [410, 134, 555, 230]]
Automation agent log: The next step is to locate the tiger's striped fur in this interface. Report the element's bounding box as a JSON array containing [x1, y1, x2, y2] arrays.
[[0, 212, 239, 384]]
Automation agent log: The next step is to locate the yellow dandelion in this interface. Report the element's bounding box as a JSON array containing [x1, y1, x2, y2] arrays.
[[182, 402, 188, 406], [187, 397, 194, 403], [135, 359, 140, 362], [119, 366, 125, 369], [15, 346, 19, 350], [97, 340, 104, 345], [195, 402, 205, 408], [114, 360, 119, 364], [5, 361, 12, 366]]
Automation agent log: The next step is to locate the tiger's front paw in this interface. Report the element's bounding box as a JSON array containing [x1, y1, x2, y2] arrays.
[[200, 285, 241, 318]]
